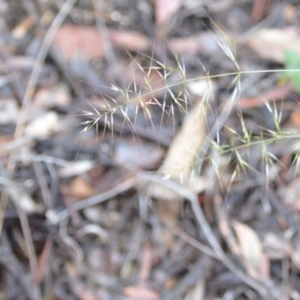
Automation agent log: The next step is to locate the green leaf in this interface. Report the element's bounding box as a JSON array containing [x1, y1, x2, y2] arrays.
[[284, 49, 300, 93]]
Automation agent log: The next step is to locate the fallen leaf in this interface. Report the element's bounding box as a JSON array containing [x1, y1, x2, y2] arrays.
[[53, 25, 151, 61], [233, 221, 262, 267], [155, 0, 181, 25], [24, 111, 60, 138], [146, 97, 210, 224], [53, 25, 104, 61], [232, 220, 269, 279], [247, 27, 300, 63], [156, 99, 208, 185], [109, 30, 150, 51], [123, 286, 161, 300], [69, 176, 97, 199]]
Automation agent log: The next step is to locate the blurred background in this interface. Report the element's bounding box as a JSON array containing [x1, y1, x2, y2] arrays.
[[1, 0, 300, 299]]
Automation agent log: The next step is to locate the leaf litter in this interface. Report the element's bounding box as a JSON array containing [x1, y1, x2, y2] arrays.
[[1, 0, 300, 299]]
